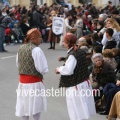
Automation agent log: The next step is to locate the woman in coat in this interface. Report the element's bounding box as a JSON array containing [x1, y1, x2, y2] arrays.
[[74, 13, 83, 40]]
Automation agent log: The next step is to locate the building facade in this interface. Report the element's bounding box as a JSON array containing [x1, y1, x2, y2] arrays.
[[8, 0, 119, 8]]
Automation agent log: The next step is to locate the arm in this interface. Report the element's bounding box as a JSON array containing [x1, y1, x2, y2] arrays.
[[65, 19, 72, 29], [57, 55, 77, 75], [76, 20, 83, 28], [32, 47, 49, 75], [101, 32, 108, 46]]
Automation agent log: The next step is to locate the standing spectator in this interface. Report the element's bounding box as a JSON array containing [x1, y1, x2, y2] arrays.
[[20, 15, 31, 36], [0, 12, 14, 52], [74, 13, 83, 40]]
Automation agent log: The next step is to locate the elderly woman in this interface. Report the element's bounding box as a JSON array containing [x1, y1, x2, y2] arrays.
[[56, 33, 96, 120], [91, 53, 116, 89]]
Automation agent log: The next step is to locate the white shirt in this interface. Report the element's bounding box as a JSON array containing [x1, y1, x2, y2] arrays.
[[16, 47, 48, 75], [67, 3, 72, 10], [58, 48, 77, 75], [102, 28, 120, 48]]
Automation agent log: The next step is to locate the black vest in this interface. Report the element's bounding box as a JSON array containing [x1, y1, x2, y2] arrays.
[[59, 48, 89, 88]]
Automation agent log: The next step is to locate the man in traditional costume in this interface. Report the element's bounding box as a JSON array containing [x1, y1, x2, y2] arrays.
[[55, 33, 96, 120], [15, 28, 48, 120]]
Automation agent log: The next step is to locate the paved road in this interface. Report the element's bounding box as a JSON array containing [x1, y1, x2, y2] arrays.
[[0, 43, 107, 120]]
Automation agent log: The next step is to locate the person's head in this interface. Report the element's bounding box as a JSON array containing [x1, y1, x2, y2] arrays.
[[112, 48, 120, 56], [92, 19, 97, 28], [99, 14, 105, 22], [80, 46, 89, 53], [92, 53, 104, 67], [102, 49, 114, 58], [76, 13, 82, 19], [106, 28, 114, 38], [105, 18, 120, 31], [44, 3, 47, 7], [24, 28, 42, 45], [90, 33, 99, 43], [87, 15, 92, 21], [93, 46, 102, 54], [21, 15, 28, 23], [64, 33, 77, 49], [82, 14, 86, 20], [9, 13, 15, 19], [66, 13, 72, 19], [35, 5, 40, 11], [108, 1, 112, 5], [1, 7, 6, 13], [78, 37, 87, 46]]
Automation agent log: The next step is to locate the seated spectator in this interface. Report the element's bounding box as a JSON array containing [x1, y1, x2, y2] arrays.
[[99, 69, 120, 115], [5, 27, 11, 44], [104, 28, 116, 50], [91, 53, 116, 101], [102, 49, 117, 70], [90, 33, 102, 47], [112, 48, 120, 72], [20, 15, 31, 36], [93, 46, 102, 54]]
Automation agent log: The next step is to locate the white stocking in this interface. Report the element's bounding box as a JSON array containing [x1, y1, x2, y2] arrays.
[[21, 116, 29, 120], [33, 113, 41, 120]]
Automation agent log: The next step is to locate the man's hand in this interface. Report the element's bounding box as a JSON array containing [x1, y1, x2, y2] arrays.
[[58, 57, 62, 62], [55, 68, 60, 74]]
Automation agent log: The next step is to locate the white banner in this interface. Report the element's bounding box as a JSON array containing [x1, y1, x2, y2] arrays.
[[52, 17, 64, 35]]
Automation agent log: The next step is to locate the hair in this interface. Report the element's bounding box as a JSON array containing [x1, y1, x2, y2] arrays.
[[64, 33, 77, 49], [91, 53, 103, 63], [91, 33, 100, 42], [21, 15, 28, 23], [92, 19, 98, 26], [102, 49, 114, 58], [78, 37, 86, 43], [106, 28, 114, 37], [80, 46, 89, 53], [93, 46, 102, 53], [9, 13, 14, 17], [106, 18, 120, 31], [112, 48, 120, 56]]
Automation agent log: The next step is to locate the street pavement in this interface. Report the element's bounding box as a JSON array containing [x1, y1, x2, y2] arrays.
[[0, 43, 107, 120]]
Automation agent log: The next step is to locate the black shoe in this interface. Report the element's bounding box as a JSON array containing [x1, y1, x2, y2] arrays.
[[3, 50, 8, 52], [52, 47, 55, 50], [48, 47, 53, 49], [99, 111, 108, 115], [0, 50, 8, 52]]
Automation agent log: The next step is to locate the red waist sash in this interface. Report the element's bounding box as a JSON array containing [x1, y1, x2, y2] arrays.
[[20, 74, 42, 84]]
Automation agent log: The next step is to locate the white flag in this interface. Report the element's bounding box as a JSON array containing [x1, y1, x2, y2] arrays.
[[52, 17, 64, 35]]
